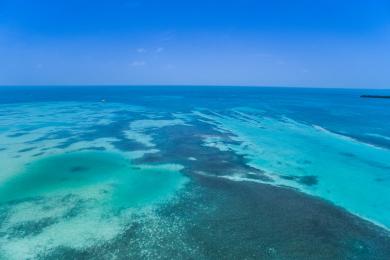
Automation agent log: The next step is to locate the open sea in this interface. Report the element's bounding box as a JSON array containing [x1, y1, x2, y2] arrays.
[[0, 86, 389, 259]]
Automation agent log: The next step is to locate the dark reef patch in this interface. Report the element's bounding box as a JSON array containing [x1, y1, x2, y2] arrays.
[[69, 166, 89, 172], [32, 152, 45, 157], [340, 151, 390, 170], [281, 175, 318, 186], [340, 151, 356, 158], [111, 139, 145, 152], [17, 147, 36, 153], [0, 196, 87, 242], [298, 175, 318, 186], [78, 146, 106, 151], [40, 176, 390, 259], [301, 159, 312, 165], [0, 206, 9, 228], [5, 218, 57, 238], [29, 130, 74, 144], [186, 175, 390, 259], [243, 172, 272, 181], [50, 111, 151, 152], [7, 132, 28, 138], [133, 119, 271, 182]]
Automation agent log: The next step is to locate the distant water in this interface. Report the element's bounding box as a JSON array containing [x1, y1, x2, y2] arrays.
[[0, 86, 389, 259]]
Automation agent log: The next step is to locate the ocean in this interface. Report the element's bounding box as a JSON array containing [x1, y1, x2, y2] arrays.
[[0, 86, 389, 259]]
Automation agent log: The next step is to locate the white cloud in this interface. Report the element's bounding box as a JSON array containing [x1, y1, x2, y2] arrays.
[[130, 61, 146, 67]]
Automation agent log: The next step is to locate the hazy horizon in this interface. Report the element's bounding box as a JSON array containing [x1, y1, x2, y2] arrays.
[[1, 84, 390, 90]]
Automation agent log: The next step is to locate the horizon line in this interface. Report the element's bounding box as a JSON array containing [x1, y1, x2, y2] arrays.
[[0, 84, 389, 90]]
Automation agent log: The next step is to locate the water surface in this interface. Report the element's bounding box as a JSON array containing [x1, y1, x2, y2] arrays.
[[0, 86, 389, 259]]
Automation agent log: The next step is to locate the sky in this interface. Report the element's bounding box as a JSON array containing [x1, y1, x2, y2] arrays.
[[0, 0, 389, 88]]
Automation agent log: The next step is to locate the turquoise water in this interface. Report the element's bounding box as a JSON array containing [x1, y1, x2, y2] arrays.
[[0, 86, 389, 258], [0, 151, 187, 208], [197, 109, 390, 228]]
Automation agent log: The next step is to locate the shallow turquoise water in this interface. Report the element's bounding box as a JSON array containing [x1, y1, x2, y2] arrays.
[[0, 151, 187, 209], [198, 110, 390, 228], [0, 86, 389, 259]]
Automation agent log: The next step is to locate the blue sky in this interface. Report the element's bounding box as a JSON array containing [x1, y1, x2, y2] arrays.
[[0, 0, 389, 88]]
